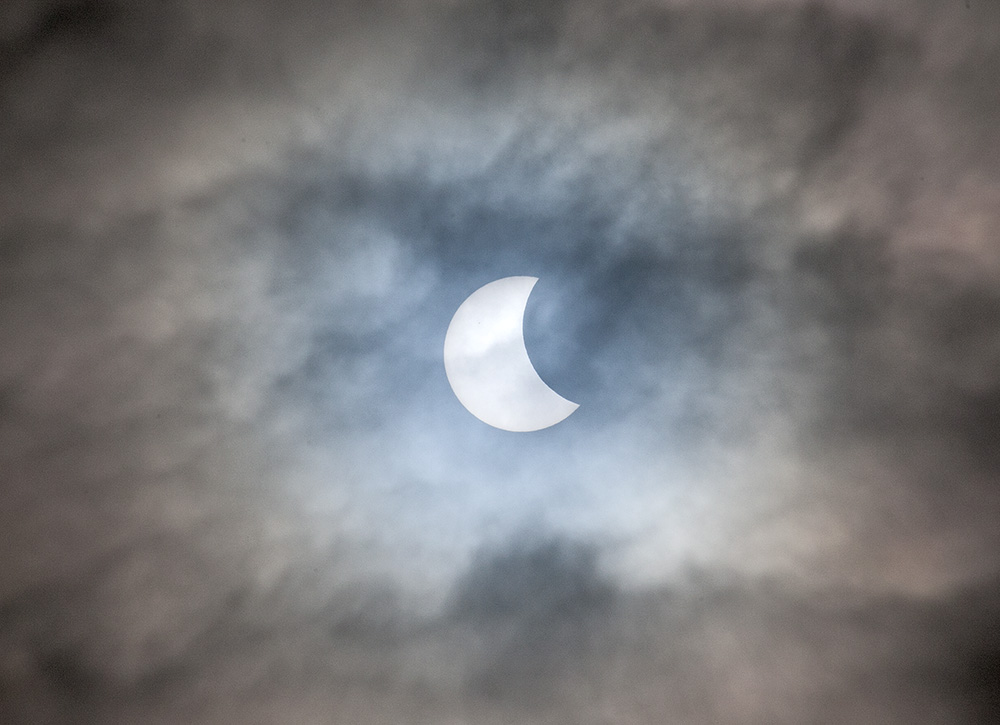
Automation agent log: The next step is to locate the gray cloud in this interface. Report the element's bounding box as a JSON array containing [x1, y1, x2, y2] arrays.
[[3, 533, 998, 723], [1, 0, 999, 721]]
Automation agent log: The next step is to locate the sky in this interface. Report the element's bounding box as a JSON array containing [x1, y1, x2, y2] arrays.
[[0, 0, 998, 722]]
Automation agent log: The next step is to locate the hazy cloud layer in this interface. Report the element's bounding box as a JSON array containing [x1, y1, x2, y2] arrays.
[[1, 0, 998, 722]]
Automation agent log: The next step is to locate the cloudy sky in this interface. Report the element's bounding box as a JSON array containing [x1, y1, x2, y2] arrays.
[[1, 0, 999, 722]]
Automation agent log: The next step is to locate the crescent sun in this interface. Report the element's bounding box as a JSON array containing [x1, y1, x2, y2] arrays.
[[443, 276, 579, 432]]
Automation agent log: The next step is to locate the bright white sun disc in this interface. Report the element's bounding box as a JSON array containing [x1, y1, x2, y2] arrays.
[[443, 276, 579, 432]]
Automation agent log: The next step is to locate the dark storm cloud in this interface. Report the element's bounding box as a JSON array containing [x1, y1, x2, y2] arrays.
[[448, 537, 615, 704], [792, 223, 1000, 460], [4, 531, 998, 723], [437, 536, 1000, 724], [2, 0, 1000, 722]]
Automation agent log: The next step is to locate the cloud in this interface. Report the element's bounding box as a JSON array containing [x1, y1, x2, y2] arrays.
[[1, 0, 999, 721], [5, 532, 996, 723], [431, 535, 1000, 724]]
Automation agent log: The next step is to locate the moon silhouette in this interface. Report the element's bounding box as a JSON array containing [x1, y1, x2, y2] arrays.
[[443, 276, 579, 432]]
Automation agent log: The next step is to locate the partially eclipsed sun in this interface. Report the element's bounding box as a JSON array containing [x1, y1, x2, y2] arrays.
[[443, 276, 579, 432]]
